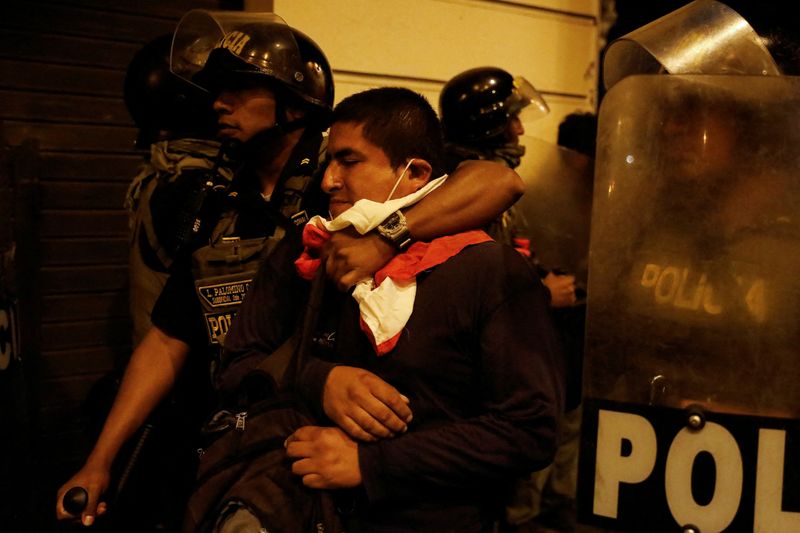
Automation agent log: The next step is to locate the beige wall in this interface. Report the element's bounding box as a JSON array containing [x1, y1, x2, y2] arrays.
[[272, 0, 600, 144]]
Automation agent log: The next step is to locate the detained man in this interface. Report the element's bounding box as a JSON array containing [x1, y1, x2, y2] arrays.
[[286, 87, 565, 532]]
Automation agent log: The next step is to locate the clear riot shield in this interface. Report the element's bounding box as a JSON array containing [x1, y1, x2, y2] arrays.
[[170, 10, 299, 90], [578, 75, 800, 532], [514, 137, 594, 287]]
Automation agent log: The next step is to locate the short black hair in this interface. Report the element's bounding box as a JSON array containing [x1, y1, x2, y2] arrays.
[[557, 112, 598, 157], [331, 87, 445, 176]]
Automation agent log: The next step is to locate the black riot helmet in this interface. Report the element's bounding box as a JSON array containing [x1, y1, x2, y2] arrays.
[[175, 11, 333, 131], [291, 27, 335, 121], [439, 66, 548, 146], [124, 34, 216, 148]]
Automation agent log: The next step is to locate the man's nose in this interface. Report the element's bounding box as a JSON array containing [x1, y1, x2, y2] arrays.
[[212, 91, 233, 114], [322, 163, 342, 193], [511, 116, 524, 136]]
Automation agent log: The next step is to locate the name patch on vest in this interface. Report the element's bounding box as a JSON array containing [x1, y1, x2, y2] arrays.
[[198, 279, 253, 308], [291, 210, 309, 226]]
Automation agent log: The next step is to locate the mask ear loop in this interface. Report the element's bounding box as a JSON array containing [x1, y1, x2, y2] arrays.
[[385, 158, 415, 202]]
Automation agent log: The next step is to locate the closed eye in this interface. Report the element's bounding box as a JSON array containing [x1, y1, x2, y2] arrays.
[[330, 147, 363, 168]]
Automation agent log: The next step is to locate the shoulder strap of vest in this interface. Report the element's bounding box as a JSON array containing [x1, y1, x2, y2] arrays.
[[270, 129, 326, 227], [208, 206, 239, 245], [250, 334, 298, 389]]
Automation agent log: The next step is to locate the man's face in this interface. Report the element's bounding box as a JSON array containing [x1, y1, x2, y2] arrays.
[[322, 121, 413, 218], [212, 83, 277, 143], [661, 108, 737, 181]]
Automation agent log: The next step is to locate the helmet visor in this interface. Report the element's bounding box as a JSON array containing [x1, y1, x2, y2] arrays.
[[510, 76, 550, 127], [170, 10, 301, 91], [603, 0, 780, 90]]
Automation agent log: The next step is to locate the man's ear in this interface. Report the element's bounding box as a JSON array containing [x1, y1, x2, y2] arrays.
[[407, 158, 433, 192]]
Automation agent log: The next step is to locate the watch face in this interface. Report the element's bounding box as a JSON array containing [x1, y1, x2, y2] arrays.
[[382, 213, 401, 231], [378, 211, 411, 249]]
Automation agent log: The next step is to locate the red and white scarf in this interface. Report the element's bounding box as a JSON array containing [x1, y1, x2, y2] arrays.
[[294, 176, 491, 355]]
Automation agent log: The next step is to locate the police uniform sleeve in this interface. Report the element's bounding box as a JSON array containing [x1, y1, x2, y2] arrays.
[[151, 261, 207, 348]]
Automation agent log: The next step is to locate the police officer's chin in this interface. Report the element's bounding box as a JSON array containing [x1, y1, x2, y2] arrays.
[[244, 124, 285, 147], [216, 122, 243, 140], [221, 125, 285, 164]]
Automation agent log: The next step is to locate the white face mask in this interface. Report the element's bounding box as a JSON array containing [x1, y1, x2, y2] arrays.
[[384, 158, 416, 202]]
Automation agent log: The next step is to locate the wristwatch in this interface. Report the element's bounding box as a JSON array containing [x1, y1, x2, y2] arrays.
[[376, 210, 413, 251]]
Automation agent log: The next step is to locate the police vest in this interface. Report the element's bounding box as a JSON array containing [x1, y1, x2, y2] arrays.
[[190, 133, 326, 369]]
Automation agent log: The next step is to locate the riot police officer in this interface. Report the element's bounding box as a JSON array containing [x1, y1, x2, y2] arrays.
[[440, 66, 548, 173], [56, 17, 335, 528], [440, 67, 576, 307], [150, 16, 336, 371]]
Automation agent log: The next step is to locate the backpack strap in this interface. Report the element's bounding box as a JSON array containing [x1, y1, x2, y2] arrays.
[[238, 265, 325, 400], [296, 267, 326, 371], [250, 334, 298, 390]]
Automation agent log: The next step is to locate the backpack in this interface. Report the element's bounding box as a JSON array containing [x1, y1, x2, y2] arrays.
[[182, 392, 344, 533], [182, 270, 346, 533]]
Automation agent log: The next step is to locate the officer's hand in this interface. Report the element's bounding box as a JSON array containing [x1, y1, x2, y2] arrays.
[[323, 229, 396, 291], [322, 366, 412, 442], [55, 463, 110, 526], [286, 426, 362, 489], [543, 272, 577, 308]]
